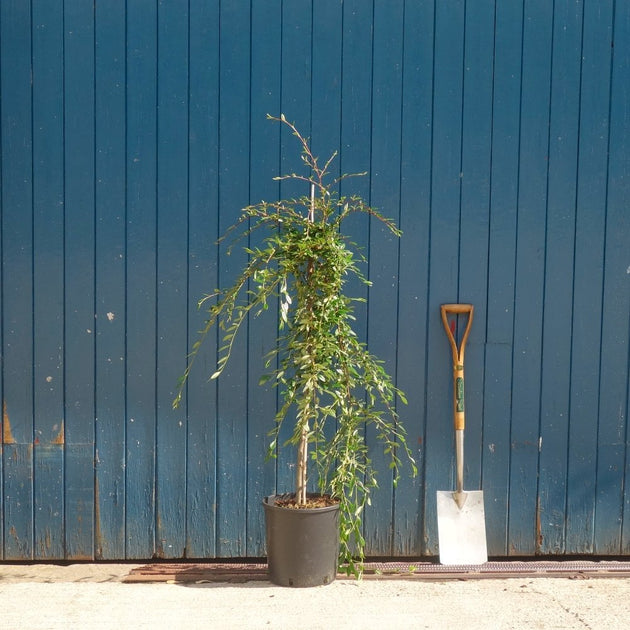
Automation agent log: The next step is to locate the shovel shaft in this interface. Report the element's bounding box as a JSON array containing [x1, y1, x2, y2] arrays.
[[455, 429, 464, 495], [453, 363, 465, 431], [441, 304, 474, 432]]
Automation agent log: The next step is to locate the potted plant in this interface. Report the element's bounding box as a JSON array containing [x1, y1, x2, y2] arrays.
[[174, 114, 416, 585]]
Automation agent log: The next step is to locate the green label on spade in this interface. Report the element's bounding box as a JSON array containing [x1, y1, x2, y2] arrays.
[[456, 377, 464, 412]]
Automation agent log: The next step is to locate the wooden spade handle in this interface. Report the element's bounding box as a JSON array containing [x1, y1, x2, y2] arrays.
[[440, 304, 474, 431], [441, 303, 473, 316]]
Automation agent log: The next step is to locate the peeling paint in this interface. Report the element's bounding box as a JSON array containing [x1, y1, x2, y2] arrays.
[[51, 422, 65, 445], [3, 401, 17, 444], [94, 477, 103, 560], [536, 496, 543, 551]]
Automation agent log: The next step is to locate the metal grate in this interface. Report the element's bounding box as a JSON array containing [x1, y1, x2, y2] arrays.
[[124, 560, 630, 583], [361, 560, 630, 579]]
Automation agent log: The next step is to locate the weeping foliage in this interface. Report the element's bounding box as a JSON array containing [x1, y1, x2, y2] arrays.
[[174, 114, 416, 577]]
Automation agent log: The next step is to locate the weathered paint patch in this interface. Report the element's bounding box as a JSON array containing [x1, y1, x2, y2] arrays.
[[2, 401, 17, 444], [536, 496, 544, 552], [51, 421, 64, 445], [94, 476, 103, 560]]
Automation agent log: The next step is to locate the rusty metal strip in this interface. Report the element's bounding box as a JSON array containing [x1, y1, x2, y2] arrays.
[[124, 563, 268, 583], [123, 560, 630, 583]]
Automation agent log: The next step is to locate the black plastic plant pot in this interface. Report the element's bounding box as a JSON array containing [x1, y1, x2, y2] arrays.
[[263, 494, 340, 587]]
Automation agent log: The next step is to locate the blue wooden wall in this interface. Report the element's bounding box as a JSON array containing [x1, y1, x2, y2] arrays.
[[1, 0, 629, 560]]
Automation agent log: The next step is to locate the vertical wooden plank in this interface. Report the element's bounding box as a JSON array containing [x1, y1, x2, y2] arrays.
[[32, 0, 65, 560], [339, 0, 372, 268], [339, 0, 373, 272], [596, 0, 630, 554], [125, 0, 158, 559], [155, 0, 189, 559], [0, 269, 2, 555], [311, 0, 342, 165], [394, 0, 434, 556], [364, 0, 404, 556], [33, 444, 64, 559], [279, 0, 312, 137], [93, 0, 127, 560], [423, 0, 465, 556], [508, 0, 553, 555], [275, 0, 312, 494], [458, 0, 494, 548], [310, 0, 342, 511], [339, 0, 373, 322], [64, 0, 96, 561], [246, 0, 282, 557], [279, 0, 312, 204], [2, 444, 34, 559], [0, 14, 3, 559], [216, 0, 251, 556], [537, 0, 582, 554], [566, 0, 613, 554], [339, 0, 373, 554], [0, 127, 2, 561], [339, 1, 373, 363], [484, 0, 523, 556], [1, 0, 35, 560], [185, 0, 220, 560]]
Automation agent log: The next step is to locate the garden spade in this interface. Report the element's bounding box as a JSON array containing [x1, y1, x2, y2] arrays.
[[436, 303, 487, 565]]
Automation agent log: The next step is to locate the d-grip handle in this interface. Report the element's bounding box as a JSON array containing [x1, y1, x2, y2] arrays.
[[440, 304, 474, 431], [441, 303, 474, 316]]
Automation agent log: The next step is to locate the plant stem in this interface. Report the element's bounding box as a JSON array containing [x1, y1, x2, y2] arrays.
[[296, 422, 309, 505], [309, 182, 315, 222], [295, 182, 317, 506]]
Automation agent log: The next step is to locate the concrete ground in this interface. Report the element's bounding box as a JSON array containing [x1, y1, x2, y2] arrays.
[[1, 563, 629, 629]]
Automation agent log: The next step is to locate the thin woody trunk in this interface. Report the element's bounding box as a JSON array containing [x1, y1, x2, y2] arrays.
[[296, 423, 309, 505], [296, 184, 317, 507]]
